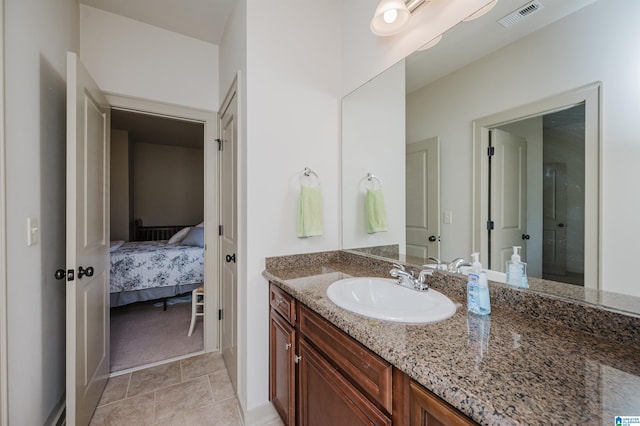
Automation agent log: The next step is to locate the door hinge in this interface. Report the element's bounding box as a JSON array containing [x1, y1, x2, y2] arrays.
[[487, 220, 494, 231], [487, 146, 495, 157], [218, 225, 223, 236], [216, 138, 222, 151], [218, 309, 223, 320]]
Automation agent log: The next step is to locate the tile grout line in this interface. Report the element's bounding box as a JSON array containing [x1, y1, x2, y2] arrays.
[[124, 372, 132, 400]]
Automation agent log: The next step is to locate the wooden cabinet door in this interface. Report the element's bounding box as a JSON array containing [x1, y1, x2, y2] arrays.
[[298, 338, 391, 426], [410, 381, 477, 426], [270, 310, 296, 425]]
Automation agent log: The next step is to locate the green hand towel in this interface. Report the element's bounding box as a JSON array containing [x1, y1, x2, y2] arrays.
[[365, 189, 388, 234], [297, 186, 323, 237]]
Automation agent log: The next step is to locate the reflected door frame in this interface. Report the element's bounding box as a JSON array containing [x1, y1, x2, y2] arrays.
[[471, 82, 601, 290]]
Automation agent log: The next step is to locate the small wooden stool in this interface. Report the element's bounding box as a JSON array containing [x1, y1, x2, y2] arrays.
[[188, 284, 204, 336]]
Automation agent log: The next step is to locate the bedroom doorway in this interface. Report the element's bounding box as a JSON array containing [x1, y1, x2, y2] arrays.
[[106, 95, 218, 373]]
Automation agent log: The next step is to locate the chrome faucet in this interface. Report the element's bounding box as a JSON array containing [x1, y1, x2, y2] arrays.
[[389, 263, 432, 291], [427, 256, 447, 270], [447, 258, 472, 273]]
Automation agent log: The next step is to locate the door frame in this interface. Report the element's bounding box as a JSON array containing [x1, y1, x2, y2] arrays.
[[472, 82, 601, 289], [0, 0, 8, 422], [104, 93, 219, 352]]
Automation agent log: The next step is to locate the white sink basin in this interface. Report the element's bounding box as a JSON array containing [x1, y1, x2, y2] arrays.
[[326, 277, 457, 323]]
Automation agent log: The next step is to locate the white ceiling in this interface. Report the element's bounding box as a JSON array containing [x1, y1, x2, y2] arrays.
[[405, 0, 596, 93], [79, 0, 235, 45]]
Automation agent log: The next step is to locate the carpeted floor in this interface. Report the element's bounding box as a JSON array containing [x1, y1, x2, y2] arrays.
[[110, 297, 204, 372]]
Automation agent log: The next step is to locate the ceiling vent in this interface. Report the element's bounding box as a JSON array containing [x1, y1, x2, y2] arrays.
[[498, 0, 544, 27]]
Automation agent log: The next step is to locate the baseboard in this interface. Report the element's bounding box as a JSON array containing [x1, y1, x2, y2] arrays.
[[44, 394, 66, 426], [239, 401, 280, 425]]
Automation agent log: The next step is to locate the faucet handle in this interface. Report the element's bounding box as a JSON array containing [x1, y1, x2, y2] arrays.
[[391, 263, 405, 271], [427, 256, 441, 265]]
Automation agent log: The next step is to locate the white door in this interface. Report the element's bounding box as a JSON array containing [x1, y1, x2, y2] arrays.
[[406, 137, 440, 260], [66, 52, 110, 426], [542, 162, 568, 276], [219, 85, 238, 391], [490, 129, 527, 272]]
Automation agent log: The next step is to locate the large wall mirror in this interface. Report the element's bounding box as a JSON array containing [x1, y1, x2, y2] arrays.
[[341, 0, 640, 314]]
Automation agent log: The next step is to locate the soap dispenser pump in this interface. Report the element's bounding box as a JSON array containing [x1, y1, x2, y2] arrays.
[[467, 253, 490, 315], [506, 246, 528, 288]]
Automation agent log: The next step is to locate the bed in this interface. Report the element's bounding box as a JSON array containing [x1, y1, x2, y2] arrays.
[[110, 219, 204, 307]]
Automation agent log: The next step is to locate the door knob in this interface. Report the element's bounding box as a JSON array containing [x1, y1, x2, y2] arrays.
[[522, 234, 530, 240], [428, 235, 437, 242], [54, 269, 66, 280], [557, 223, 565, 228], [78, 266, 94, 279], [225, 254, 236, 263]]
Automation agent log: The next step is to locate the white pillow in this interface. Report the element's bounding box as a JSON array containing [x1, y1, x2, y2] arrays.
[[167, 226, 191, 244], [196, 221, 204, 228], [181, 227, 204, 247]]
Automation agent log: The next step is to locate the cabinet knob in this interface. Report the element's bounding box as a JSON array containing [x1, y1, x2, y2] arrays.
[[294, 355, 302, 364], [285, 343, 291, 351], [275, 298, 284, 306]]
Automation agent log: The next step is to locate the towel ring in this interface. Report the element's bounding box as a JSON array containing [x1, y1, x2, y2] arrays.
[[365, 172, 382, 190], [300, 167, 320, 186]]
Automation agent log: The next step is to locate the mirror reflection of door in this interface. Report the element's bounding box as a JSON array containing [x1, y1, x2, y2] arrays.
[[406, 137, 440, 259], [541, 105, 585, 285], [489, 104, 585, 285], [488, 129, 527, 272], [543, 162, 567, 276]]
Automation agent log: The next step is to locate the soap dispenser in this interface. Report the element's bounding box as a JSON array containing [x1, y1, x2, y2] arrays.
[[506, 246, 528, 288], [467, 253, 490, 315]]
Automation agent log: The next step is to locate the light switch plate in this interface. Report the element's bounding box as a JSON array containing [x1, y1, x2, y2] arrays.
[[27, 217, 39, 246], [443, 211, 453, 224]]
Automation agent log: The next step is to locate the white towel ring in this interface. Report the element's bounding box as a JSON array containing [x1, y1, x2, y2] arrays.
[[365, 172, 382, 190], [300, 167, 320, 187]]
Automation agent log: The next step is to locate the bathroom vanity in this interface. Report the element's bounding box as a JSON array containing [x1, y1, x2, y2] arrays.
[[269, 282, 473, 425], [264, 250, 640, 425]]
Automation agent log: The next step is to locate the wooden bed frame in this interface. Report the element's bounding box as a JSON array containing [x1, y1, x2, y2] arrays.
[[132, 218, 191, 241]]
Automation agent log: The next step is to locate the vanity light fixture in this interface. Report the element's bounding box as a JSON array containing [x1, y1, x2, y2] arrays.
[[463, 0, 498, 21], [370, 0, 427, 37]]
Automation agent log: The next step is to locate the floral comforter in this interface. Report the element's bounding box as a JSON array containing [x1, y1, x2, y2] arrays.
[[110, 241, 204, 293]]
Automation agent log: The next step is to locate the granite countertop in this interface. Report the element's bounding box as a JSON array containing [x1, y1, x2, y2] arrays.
[[263, 252, 640, 426]]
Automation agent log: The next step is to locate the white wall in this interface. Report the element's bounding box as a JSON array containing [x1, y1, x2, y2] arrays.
[[4, 0, 78, 423], [342, 60, 405, 250], [132, 143, 204, 226], [238, 0, 342, 415], [110, 129, 130, 241], [80, 5, 219, 111], [341, 0, 492, 95], [405, 0, 640, 296]]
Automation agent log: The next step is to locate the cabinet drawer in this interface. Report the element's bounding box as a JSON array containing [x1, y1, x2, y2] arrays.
[[270, 283, 296, 324], [298, 304, 393, 414]]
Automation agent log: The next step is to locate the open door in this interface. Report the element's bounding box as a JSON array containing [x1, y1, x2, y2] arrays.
[[219, 82, 238, 391], [490, 129, 527, 272], [66, 52, 110, 425]]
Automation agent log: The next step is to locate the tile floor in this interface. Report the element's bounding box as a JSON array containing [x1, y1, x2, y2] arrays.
[[90, 352, 283, 426]]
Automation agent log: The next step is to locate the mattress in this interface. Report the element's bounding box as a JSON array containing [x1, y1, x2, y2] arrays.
[[110, 241, 204, 303]]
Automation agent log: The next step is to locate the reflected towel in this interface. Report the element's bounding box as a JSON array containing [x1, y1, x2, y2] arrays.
[[297, 186, 323, 237], [365, 189, 388, 234]]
